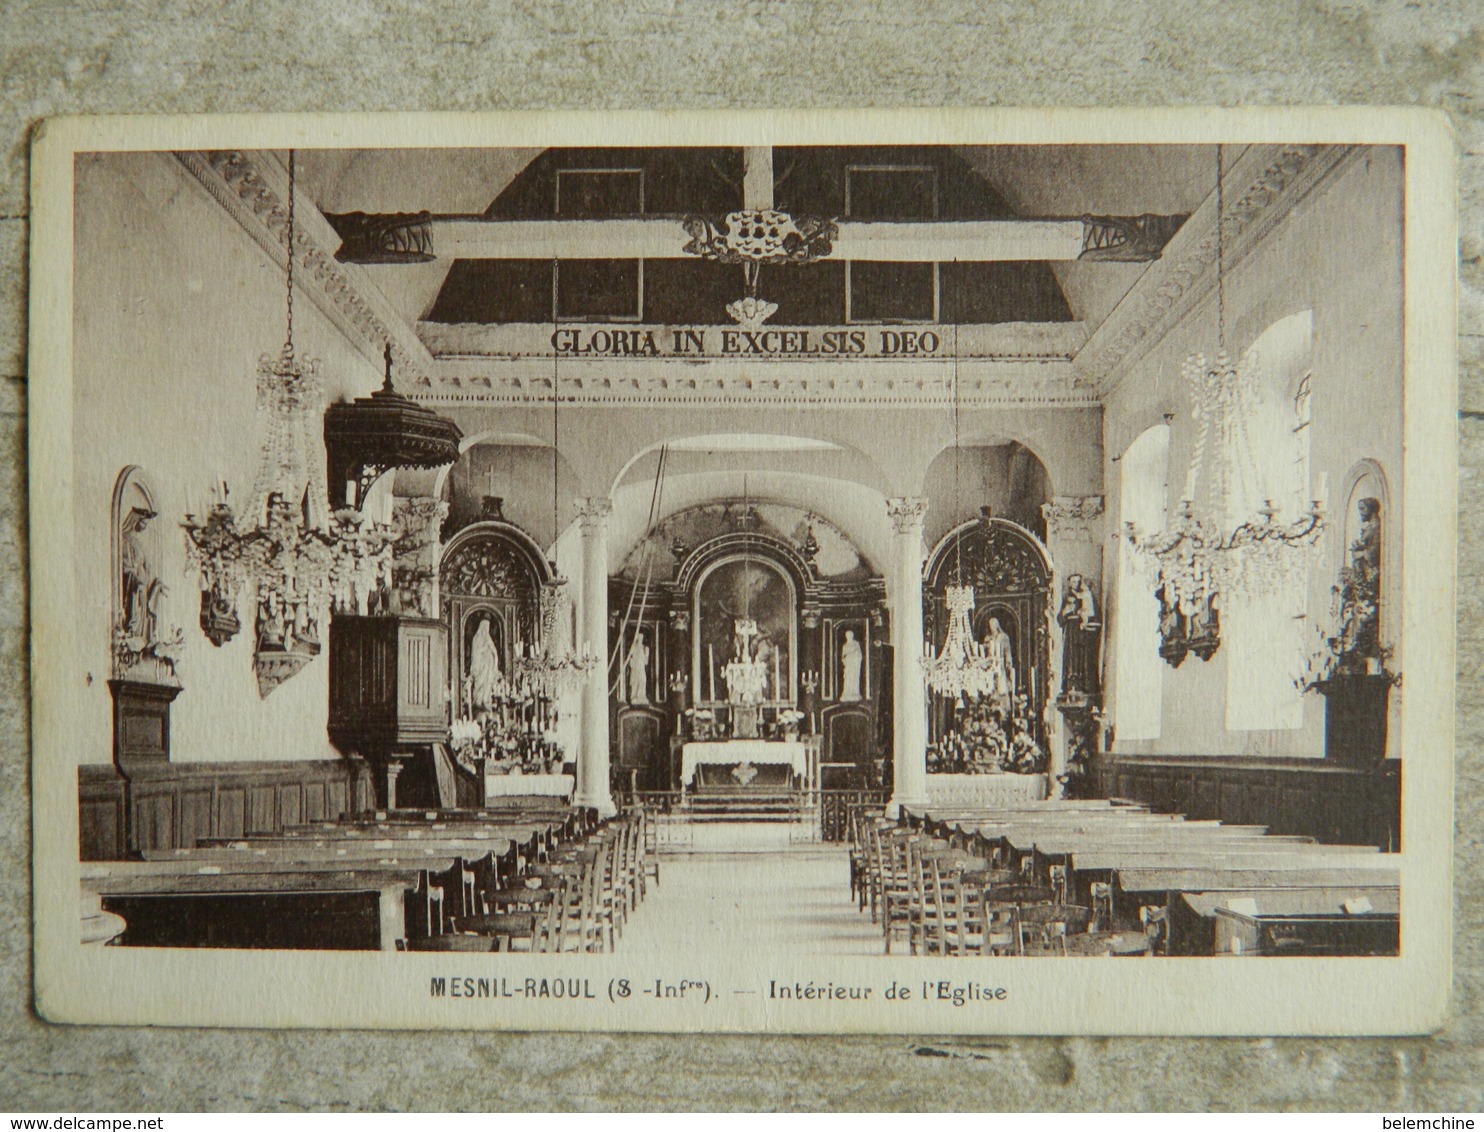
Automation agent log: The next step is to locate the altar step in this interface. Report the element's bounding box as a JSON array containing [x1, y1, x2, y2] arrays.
[[683, 791, 808, 823]]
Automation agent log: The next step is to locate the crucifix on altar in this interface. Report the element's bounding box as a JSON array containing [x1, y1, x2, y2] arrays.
[[723, 617, 770, 738]]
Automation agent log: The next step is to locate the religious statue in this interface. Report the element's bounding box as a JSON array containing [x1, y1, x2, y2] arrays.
[[982, 617, 1016, 713], [1337, 497, 1382, 667], [468, 616, 502, 711], [1057, 574, 1102, 697], [626, 630, 651, 704], [839, 629, 863, 701], [120, 506, 162, 646]]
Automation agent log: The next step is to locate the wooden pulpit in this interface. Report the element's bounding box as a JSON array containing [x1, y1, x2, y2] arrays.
[[328, 615, 449, 806]]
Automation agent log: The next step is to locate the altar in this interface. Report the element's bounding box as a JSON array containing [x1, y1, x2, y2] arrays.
[[680, 740, 814, 789], [483, 772, 575, 801]]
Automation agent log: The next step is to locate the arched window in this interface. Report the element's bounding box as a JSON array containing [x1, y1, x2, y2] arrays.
[[1292, 372, 1313, 515], [1113, 423, 1170, 743], [1224, 312, 1313, 732]]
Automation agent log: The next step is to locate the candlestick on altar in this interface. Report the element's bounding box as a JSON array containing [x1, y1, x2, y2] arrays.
[[773, 649, 781, 704], [708, 644, 716, 702]]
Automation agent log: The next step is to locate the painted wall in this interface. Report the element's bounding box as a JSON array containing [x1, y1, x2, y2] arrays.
[[1102, 147, 1404, 758], [73, 153, 383, 765]]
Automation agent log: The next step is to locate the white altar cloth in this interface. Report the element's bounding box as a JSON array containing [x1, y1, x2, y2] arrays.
[[925, 773, 1048, 807], [681, 741, 810, 787], [484, 772, 574, 800]]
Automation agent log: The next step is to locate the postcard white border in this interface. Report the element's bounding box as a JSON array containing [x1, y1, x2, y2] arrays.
[[29, 107, 1457, 1034]]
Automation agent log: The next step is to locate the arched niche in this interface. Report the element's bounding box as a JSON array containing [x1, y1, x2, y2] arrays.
[[439, 520, 553, 721], [110, 465, 181, 771], [687, 537, 805, 708], [111, 465, 177, 685], [1337, 457, 1393, 646], [924, 517, 1053, 746]]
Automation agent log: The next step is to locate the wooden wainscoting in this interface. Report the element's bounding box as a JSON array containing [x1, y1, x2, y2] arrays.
[[1087, 755, 1400, 850], [79, 765, 129, 860], [78, 759, 377, 859]]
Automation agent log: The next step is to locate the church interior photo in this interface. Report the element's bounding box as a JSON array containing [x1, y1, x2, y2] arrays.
[[70, 137, 1405, 959]]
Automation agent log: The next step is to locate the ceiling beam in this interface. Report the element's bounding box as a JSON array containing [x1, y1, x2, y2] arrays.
[[430, 217, 1094, 262]]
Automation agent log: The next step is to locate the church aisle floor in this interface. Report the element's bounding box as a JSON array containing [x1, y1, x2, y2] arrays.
[[619, 840, 883, 959]]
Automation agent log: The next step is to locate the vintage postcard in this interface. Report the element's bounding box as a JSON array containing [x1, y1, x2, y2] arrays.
[[28, 108, 1456, 1034]]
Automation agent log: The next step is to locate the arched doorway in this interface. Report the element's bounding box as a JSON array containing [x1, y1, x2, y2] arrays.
[[924, 517, 1054, 754], [439, 520, 552, 723]]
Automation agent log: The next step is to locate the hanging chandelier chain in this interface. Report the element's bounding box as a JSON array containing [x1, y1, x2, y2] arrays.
[[1216, 143, 1225, 352], [953, 306, 963, 586], [286, 148, 295, 356]]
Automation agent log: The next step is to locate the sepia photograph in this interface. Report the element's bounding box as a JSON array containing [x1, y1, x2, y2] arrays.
[[27, 108, 1456, 1035]]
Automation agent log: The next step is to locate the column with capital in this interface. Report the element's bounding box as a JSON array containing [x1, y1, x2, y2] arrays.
[[575, 497, 616, 816], [886, 497, 930, 816], [1041, 495, 1106, 796]]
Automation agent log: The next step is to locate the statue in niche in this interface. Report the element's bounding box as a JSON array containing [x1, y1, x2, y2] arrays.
[[839, 629, 863, 701], [1337, 497, 1382, 668], [626, 630, 651, 704], [468, 616, 503, 711], [114, 495, 183, 684], [1057, 574, 1102, 698], [983, 617, 1016, 713], [120, 506, 162, 646]]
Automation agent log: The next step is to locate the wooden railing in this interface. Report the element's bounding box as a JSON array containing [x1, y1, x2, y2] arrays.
[[626, 788, 888, 843]]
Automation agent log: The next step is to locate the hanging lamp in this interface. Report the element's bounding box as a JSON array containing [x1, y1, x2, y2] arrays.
[[1127, 146, 1325, 611], [183, 149, 396, 696], [921, 305, 997, 699], [512, 301, 596, 699]]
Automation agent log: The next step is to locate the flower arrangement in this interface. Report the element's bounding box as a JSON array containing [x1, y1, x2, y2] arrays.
[[684, 706, 717, 739], [928, 697, 1049, 776], [775, 708, 805, 737], [451, 712, 565, 774]]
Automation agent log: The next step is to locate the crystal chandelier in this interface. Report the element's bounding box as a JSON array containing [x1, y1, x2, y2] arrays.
[[1127, 147, 1324, 609], [183, 149, 395, 696], [922, 583, 998, 698], [921, 316, 997, 698], [512, 312, 596, 698], [513, 576, 595, 699]]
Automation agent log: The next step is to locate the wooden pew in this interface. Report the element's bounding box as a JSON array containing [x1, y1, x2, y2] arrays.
[[85, 867, 430, 952], [1172, 887, 1401, 956]]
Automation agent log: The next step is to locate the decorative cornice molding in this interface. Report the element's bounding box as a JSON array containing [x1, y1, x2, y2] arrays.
[[175, 151, 437, 385], [1042, 495, 1105, 543], [406, 366, 1099, 409], [1076, 144, 1359, 394]]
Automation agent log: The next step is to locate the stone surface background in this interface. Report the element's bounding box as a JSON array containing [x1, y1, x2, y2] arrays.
[[1, 0, 1481, 1111]]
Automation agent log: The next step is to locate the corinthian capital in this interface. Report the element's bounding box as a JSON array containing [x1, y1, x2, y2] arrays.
[[886, 496, 929, 535], [575, 497, 614, 533], [1041, 495, 1105, 543]]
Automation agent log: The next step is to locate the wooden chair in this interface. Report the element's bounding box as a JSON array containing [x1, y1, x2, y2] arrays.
[[986, 883, 1055, 906], [905, 838, 950, 955], [924, 851, 990, 956], [1018, 902, 1093, 955], [880, 829, 923, 954]]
